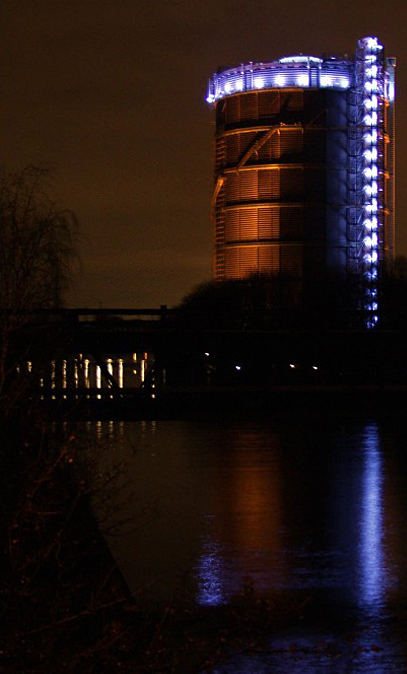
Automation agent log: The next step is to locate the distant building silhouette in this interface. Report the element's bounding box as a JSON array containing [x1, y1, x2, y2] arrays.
[[207, 36, 395, 327]]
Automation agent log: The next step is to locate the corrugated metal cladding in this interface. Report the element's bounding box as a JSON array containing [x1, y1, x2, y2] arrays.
[[213, 88, 327, 281], [385, 102, 396, 259]]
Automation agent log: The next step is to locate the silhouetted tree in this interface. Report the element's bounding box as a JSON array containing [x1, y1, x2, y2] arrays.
[[0, 166, 78, 395], [177, 274, 302, 330], [177, 272, 363, 332], [0, 170, 138, 673], [0, 166, 77, 313]]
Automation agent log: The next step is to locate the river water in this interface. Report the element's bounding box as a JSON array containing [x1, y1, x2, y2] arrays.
[[90, 414, 407, 672]]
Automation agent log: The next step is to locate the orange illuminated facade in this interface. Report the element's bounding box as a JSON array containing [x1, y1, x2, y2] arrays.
[[212, 89, 326, 281]]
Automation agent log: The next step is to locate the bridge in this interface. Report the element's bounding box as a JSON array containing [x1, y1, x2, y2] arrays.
[[7, 306, 407, 416], [10, 307, 175, 398]]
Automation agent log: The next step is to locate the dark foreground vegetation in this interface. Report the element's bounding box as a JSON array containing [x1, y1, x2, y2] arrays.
[[1, 408, 129, 672], [4, 403, 305, 673]]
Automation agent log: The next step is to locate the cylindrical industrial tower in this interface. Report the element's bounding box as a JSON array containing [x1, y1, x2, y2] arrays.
[[207, 37, 395, 326]]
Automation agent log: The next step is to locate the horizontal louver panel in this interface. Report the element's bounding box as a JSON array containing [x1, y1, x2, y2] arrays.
[[225, 97, 240, 124], [224, 205, 305, 243], [224, 248, 260, 278], [281, 245, 303, 276], [280, 129, 303, 156], [258, 133, 280, 161], [285, 91, 304, 110], [258, 91, 280, 118], [224, 248, 239, 278], [239, 94, 258, 121], [225, 132, 257, 164], [240, 171, 258, 200], [280, 208, 304, 239], [305, 168, 325, 198], [259, 246, 280, 274], [225, 169, 280, 203], [224, 245, 281, 278], [258, 208, 280, 238], [239, 247, 259, 275], [280, 169, 304, 198], [223, 90, 304, 125], [239, 209, 258, 240], [225, 135, 240, 164], [304, 130, 325, 161], [225, 209, 259, 242], [225, 174, 240, 202], [258, 170, 279, 199], [224, 210, 239, 241]]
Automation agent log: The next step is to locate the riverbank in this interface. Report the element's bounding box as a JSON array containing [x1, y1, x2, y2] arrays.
[[39, 383, 407, 420]]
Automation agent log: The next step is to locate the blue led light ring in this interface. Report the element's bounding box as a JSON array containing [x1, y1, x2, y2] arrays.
[[207, 59, 352, 102]]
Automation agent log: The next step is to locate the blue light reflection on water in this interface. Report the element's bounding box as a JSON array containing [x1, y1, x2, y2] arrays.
[[193, 422, 394, 610], [87, 419, 407, 671], [351, 423, 401, 672], [197, 531, 225, 607], [358, 423, 387, 611], [193, 421, 402, 672], [213, 645, 405, 674]]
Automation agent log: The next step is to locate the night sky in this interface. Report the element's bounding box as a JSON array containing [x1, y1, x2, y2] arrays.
[[1, 0, 406, 308]]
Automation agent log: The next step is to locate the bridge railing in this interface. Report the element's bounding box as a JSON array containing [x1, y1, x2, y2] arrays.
[[10, 305, 175, 324]]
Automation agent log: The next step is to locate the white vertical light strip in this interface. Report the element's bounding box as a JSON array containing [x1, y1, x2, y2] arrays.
[[62, 360, 67, 389], [118, 359, 124, 389], [360, 37, 384, 328], [96, 365, 101, 399], [84, 359, 90, 388], [96, 420, 103, 441], [106, 358, 114, 400]]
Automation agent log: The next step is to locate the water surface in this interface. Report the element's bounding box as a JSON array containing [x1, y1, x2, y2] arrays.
[[91, 415, 407, 671]]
